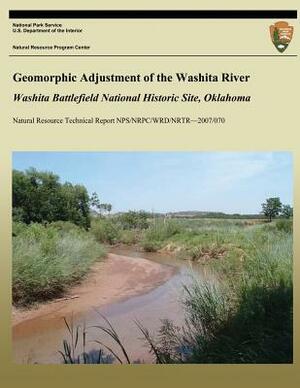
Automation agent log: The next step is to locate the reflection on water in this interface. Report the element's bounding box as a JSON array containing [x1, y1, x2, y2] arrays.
[[13, 247, 209, 364]]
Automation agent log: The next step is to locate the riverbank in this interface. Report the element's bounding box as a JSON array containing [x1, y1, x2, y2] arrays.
[[12, 253, 177, 326], [12, 251, 184, 363]]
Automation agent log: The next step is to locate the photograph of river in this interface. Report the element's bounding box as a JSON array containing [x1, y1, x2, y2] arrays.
[[12, 152, 293, 364]]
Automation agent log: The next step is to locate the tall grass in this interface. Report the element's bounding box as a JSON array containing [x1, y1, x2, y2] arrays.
[[60, 315, 184, 364], [13, 222, 106, 306], [141, 219, 182, 251], [180, 229, 293, 363], [59, 316, 114, 364]]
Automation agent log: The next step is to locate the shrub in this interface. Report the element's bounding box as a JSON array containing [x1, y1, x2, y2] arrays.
[[117, 211, 149, 230], [12, 221, 27, 237], [142, 240, 162, 252], [120, 230, 138, 245], [50, 221, 82, 233], [13, 222, 105, 306], [90, 218, 121, 244]]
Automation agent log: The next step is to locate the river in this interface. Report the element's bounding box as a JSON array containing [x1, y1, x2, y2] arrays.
[[12, 247, 209, 364]]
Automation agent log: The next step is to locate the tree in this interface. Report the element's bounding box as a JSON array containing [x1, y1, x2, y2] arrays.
[[100, 203, 112, 215], [281, 204, 293, 219], [13, 168, 61, 224], [13, 168, 91, 229], [89, 193, 112, 217], [261, 197, 282, 222], [105, 203, 112, 214], [89, 192, 102, 215]]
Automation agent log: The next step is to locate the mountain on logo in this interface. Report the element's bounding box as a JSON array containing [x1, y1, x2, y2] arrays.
[[270, 21, 294, 53]]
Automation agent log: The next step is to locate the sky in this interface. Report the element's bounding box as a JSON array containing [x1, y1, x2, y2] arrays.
[[12, 152, 293, 214]]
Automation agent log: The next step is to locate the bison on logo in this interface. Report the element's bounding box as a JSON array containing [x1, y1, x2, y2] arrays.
[[270, 21, 294, 53]]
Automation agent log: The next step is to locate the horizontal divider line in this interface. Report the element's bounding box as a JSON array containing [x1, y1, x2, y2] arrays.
[[9, 54, 298, 58], [9, 9, 298, 19]]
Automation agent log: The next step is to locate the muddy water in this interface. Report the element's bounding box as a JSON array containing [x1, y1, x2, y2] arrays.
[[13, 248, 209, 364]]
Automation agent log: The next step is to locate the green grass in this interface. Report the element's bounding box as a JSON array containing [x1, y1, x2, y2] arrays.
[[13, 222, 106, 306], [275, 218, 293, 233], [177, 226, 293, 363], [141, 219, 182, 251]]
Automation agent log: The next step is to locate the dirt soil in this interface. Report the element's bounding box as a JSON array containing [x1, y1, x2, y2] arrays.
[[12, 253, 177, 327]]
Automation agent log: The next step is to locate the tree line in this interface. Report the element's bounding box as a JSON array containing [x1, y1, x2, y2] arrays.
[[13, 168, 292, 229]]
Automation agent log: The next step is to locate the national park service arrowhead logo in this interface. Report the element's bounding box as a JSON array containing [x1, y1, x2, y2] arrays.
[[270, 21, 294, 53]]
